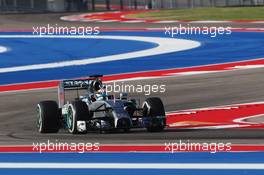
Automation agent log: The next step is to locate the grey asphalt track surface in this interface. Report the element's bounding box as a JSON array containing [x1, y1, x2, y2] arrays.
[[0, 13, 263, 145], [0, 69, 264, 145]]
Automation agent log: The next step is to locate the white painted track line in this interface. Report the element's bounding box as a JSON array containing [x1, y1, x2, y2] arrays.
[[0, 163, 264, 169], [0, 46, 8, 53], [0, 35, 200, 73], [122, 20, 146, 23]]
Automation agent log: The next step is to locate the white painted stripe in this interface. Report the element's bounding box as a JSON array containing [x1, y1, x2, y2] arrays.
[[166, 101, 264, 115], [233, 114, 264, 124], [79, 14, 91, 17], [152, 21, 179, 23], [167, 71, 220, 76], [91, 12, 104, 15], [251, 21, 264, 24], [233, 65, 264, 69], [0, 163, 263, 169], [60, 16, 74, 20], [60, 17, 68, 20], [61, 18, 79, 21], [187, 124, 250, 129], [0, 46, 8, 53], [202, 106, 239, 110], [169, 123, 194, 127], [168, 106, 239, 114], [97, 20, 120, 23], [190, 21, 231, 23], [105, 76, 164, 83], [79, 19, 101, 22], [145, 28, 164, 31], [138, 65, 264, 78], [167, 111, 197, 115], [0, 35, 201, 73], [247, 28, 262, 31], [122, 20, 146, 23], [60, 15, 94, 21]]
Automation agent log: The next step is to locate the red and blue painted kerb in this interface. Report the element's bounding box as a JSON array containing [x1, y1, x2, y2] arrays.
[[0, 30, 264, 85]]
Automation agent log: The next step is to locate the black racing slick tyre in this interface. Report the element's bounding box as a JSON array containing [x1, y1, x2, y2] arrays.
[[37, 101, 60, 133], [67, 101, 90, 134], [143, 97, 166, 132]]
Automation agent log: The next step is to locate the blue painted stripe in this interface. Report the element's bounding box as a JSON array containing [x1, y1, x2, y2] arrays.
[[0, 36, 157, 67], [0, 152, 264, 163], [0, 31, 264, 85], [0, 169, 263, 175], [0, 152, 264, 174]]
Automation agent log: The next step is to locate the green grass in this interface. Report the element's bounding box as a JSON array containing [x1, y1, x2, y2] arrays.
[[127, 7, 264, 20]]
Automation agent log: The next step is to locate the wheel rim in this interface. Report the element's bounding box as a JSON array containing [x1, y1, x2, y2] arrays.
[[37, 106, 42, 132], [67, 107, 74, 131]]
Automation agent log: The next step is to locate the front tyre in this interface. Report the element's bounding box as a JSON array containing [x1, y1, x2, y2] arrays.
[[37, 101, 60, 133], [143, 97, 166, 132], [67, 101, 90, 134]]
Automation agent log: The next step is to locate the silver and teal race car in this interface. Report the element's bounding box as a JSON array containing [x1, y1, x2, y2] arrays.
[[37, 75, 166, 134]]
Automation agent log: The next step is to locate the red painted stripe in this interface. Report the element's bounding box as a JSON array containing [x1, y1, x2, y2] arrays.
[[0, 145, 264, 153], [167, 102, 264, 129], [63, 10, 264, 24], [0, 81, 59, 92], [1, 58, 263, 93]]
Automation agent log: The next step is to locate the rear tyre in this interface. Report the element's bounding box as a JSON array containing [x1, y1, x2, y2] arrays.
[[37, 101, 60, 133], [143, 97, 166, 132], [67, 101, 90, 134]]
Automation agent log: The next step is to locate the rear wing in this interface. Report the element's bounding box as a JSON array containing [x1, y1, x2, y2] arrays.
[[61, 79, 92, 90], [58, 75, 103, 108]]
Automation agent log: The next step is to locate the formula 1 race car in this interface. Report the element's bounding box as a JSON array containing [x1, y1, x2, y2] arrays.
[[37, 75, 166, 134]]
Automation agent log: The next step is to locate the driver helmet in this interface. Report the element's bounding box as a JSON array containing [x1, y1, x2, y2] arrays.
[[95, 86, 107, 100]]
